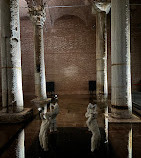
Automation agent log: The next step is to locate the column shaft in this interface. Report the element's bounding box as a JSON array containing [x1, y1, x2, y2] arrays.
[[27, 3, 48, 111], [1, 0, 24, 113], [111, 0, 132, 118], [34, 25, 47, 99], [96, 11, 108, 103]]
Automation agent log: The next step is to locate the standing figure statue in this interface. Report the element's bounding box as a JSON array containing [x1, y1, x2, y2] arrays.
[[39, 111, 51, 151], [85, 102, 101, 152], [49, 96, 59, 132], [39, 95, 59, 151]]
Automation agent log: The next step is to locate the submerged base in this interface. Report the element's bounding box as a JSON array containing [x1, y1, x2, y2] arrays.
[[0, 108, 33, 123], [111, 107, 132, 119], [108, 113, 141, 123]]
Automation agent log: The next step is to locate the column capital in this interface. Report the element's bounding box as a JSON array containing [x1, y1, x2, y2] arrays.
[[26, 1, 46, 28], [92, 2, 111, 14]]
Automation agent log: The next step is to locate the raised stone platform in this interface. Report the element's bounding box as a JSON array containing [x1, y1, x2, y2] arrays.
[[107, 113, 141, 123], [0, 108, 33, 123]]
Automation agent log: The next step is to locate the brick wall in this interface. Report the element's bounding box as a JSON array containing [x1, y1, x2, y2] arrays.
[[45, 15, 96, 94], [21, 15, 96, 94], [20, 18, 35, 95], [130, 6, 141, 92], [0, 6, 141, 95]]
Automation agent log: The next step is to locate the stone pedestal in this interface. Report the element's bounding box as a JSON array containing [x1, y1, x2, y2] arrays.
[[0, 108, 33, 123], [108, 113, 141, 123], [31, 98, 51, 108], [111, 0, 132, 118]]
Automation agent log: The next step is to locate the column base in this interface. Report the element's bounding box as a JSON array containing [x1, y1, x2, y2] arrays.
[[111, 107, 132, 119], [31, 98, 51, 108], [1, 106, 24, 113], [0, 108, 33, 123], [108, 113, 141, 123]]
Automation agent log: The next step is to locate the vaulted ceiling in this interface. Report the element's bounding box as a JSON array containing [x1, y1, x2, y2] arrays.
[[5, 0, 141, 30], [19, 0, 95, 29]]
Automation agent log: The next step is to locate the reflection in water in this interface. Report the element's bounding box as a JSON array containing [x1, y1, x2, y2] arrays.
[[85, 102, 101, 152], [104, 106, 108, 143], [16, 130, 25, 158], [128, 127, 132, 158], [49, 102, 59, 132], [39, 112, 51, 151], [39, 97, 59, 151]]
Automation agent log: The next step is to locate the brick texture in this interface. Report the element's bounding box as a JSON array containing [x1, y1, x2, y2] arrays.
[[0, 3, 141, 95]]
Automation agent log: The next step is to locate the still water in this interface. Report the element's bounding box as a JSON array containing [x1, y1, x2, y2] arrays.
[[0, 95, 141, 158]]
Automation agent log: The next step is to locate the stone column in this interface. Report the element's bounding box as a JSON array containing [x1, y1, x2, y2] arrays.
[[92, 2, 111, 106], [27, 2, 47, 101], [111, 0, 132, 118], [1, 0, 23, 113]]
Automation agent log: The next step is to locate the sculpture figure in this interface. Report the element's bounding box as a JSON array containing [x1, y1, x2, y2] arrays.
[[49, 99, 59, 132], [39, 112, 51, 151], [85, 102, 101, 152], [39, 95, 59, 151]]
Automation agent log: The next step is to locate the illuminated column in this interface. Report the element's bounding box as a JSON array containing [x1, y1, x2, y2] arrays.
[[1, 0, 24, 113], [27, 2, 47, 100], [92, 2, 111, 106], [111, 0, 132, 118], [128, 128, 132, 158], [16, 130, 25, 158]]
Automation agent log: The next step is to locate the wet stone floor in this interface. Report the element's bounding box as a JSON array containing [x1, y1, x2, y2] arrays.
[[0, 95, 141, 158]]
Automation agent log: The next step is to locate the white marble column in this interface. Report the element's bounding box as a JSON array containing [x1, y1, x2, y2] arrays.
[[111, 0, 132, 118], [1, 0, 24, 113], [92, 2, 111, 105], [28, 3, 47, 101]]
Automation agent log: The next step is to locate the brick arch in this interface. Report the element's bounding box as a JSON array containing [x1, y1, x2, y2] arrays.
[[53, 12, 87, 26], [46, 0, 92, 27]]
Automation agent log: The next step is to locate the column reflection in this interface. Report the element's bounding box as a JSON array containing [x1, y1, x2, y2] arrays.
[[104, 106, 108, 143], [128, 127, 132, 158], [16, 130, 25, 158]]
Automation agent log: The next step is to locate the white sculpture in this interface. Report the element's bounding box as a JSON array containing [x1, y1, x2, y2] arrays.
[[39, 97, 59, 151], [85, 103, 101, 152], [39, 112, 51, 151], [49, 102, 59, 132]]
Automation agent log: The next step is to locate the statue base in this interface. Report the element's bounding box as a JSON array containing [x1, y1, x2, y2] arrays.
[[0, 108, 33, 123]]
